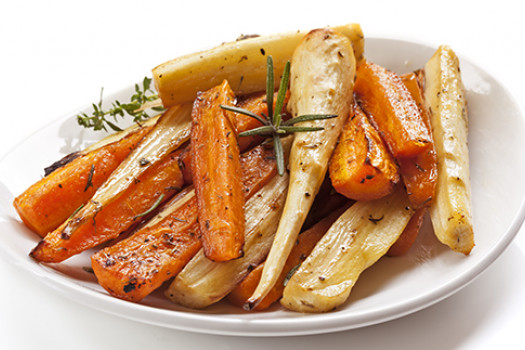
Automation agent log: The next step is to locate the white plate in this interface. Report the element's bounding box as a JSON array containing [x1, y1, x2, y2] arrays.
[[1, 37, 524, 337]]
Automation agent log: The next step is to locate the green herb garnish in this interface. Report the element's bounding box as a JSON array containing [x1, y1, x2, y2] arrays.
[[221, 56, 337, 176], [133, 193, 165, 220], [77, 77, 165, 132]]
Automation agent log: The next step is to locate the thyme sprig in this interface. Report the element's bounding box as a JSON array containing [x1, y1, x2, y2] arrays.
[[77, 77, 165, 132], [221, 56, 337, 176]]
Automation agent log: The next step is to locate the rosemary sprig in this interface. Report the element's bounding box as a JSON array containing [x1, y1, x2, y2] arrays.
[[221, 56, 337, 175], [77, 77, 165, 132]]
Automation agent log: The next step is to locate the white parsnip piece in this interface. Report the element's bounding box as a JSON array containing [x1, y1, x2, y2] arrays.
[[165, 172, 289, 309], [246, 28, 356, 309], [424, 45, 474, 255], [281, 188, 414, 313], [152, 23, 363, 107]]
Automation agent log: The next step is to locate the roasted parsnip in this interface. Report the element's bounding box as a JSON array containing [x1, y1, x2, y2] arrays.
[[281, 188, 414, 313], [423, 46, 474, 254], [246, 28, 356, 309], [165, 171, 289, 309], [152, 23, 363, 107]]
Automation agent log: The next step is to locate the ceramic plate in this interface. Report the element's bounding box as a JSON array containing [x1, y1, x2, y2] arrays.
[[1, 37, 524, 336]]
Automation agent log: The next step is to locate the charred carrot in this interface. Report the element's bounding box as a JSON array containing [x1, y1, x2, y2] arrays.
[[398, 71, 438, 208], [13, 125, 151, 237], [354, 61, 432, 159], [387, 207, 427, 257], [227, 204, 348, 310], [190, 80, 245, 262], [29, 151, 184, 262], [91, 142, 279, 302], [329, 101, 399, 201]]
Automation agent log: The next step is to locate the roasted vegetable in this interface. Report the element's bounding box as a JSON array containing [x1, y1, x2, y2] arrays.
[[152, 23, 364, 107], [423, 46, 474, 254], [190, 80, 245, 262], [398, 71, 438, 208], [354, 61, 432, 159], [281, 187, 414, 312], [30, 151, 184, 262], [91, 141, 281, 302], [174, 90, 289, 185], [246, 28, 356, 309], [165, 171, 289, 309], [30, 105, 192, 259], [387, 206, 427, 257], [329, 101, 399, 201], [227, 204, 348, 310], [14, 125, 152, 237]]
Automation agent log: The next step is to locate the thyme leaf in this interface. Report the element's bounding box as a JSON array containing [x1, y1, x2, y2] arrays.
[[221, 56, 337, 175], [77, 77, 165, 132]]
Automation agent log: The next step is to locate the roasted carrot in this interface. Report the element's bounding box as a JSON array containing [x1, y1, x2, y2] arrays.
[[387, 207, 427, 257], [190, 80, 245, 262], [329, 101, 399, 201], [91, 142, 279, 302], [227, 204, 348, 310], [30, 151, 184, 262], [176, 90, 289, 185], [398, 71, 438, 208], [354, 60, 432, 159], [13, 125, 151, 237]]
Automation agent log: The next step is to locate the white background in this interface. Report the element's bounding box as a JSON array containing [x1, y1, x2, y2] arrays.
[[1, 0, 524, 349]]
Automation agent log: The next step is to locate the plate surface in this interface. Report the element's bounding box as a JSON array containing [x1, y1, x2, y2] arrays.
[[1, 37, 524, 337]]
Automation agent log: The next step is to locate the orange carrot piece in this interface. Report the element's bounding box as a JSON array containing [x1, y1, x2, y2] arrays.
[[29, 151, 184, 262], [13, 126, 151, 237], [354, 60, 432, 158], [190, 80, 245, 262], [398, 71, 438, 208], [91, 142, 278, 302], [177, 90, 290, 186], [227, 204, 348, 310], [329, 101, 399, 201], [387, 206, 427, 257]]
